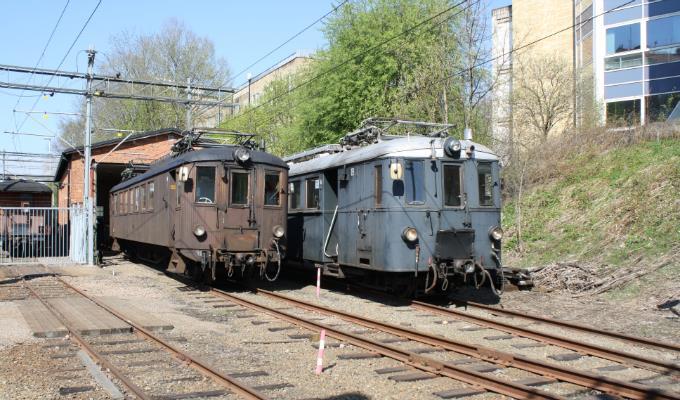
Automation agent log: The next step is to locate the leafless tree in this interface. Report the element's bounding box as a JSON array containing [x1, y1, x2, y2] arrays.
[[512, 54, 574, 142], [58, 19, 231, 148]]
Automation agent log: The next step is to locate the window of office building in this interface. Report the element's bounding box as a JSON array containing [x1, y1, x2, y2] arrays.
[[647, 15, 680, 49], [605, 53, 642, 70], [606, 23, 640, 55], [646, 92, 680, 123], [646, 46, 680, 65], [606, 99, 641, 125]]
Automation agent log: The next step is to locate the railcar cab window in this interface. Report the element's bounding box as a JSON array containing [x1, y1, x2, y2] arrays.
[[477, 163, 494, 207], [404, 160, 425, 205], [195, 166, 216, 204], [289, 181, 301, 209], [443, 165, 462, 207], [231, 171, 249, 205], [374, 164, 382, 206], [306, 178, 320, 209], [264, 171, 281, 206]]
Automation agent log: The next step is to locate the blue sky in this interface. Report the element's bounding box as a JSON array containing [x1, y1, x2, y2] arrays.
[[0, 0, 510, 176]]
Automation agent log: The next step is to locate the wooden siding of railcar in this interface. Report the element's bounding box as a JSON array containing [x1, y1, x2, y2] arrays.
[[173, 162, 288, 254], [110, 162, 288, 255], [110, 173, 171, 248]]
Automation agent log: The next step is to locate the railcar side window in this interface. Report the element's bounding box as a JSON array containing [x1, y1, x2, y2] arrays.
[[135, 187, 140, 212], [148, 182, 154, 210], [478, 163, 493, 207], [264, 171, 280, 206], [443, 165, 462, 207], [289, 181, 301, 209], [306, 178, 320, 209], [375, 165, 382, 206], [231, 172, 249, 205], [140, 185, 146, 210], [195, 167, 216, 204], [404, 160, 425, 204]]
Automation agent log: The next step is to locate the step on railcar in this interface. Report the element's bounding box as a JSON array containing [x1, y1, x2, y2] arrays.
[[109, 131, 288, 282], [285, 119, 504, 296]]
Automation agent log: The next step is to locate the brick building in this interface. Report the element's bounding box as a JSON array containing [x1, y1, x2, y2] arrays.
[[53, 128, 184, 247]]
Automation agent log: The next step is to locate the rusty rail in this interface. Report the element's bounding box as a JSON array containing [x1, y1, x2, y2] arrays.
[[207, 287, 564, 399], [22, 279, 153, 400], [444, 300, 680, 352], [409, 301, 679, 373], [230, 287, 679, 400], [48, 277, 268, 400]]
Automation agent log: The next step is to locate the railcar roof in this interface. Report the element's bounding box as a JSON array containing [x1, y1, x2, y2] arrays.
[[288, 136, 498, 177], [111, 146, 288, 192]]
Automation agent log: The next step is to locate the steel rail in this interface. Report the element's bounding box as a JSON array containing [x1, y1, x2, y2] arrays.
[[207, 288, 563, 400], [408, 301, 679, 373], [22, 279, 152, 400], [238, 288, 679, 400], [56, 277, 268, 400], [444, 300, 680, 353]]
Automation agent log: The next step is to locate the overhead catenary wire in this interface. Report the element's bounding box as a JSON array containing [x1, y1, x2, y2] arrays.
[[16, 0, 102, 133], [227, 0, 472, 125], [231, 0, 350, 84], [226, 0, 635, 132], [12, 0, 71, 110]]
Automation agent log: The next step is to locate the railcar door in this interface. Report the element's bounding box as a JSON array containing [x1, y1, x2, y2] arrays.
[[169, 169, 183, 249], [221, 167, 258, 251]]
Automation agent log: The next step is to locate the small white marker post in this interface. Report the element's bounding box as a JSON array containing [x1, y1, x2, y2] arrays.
[[316, 266, 321, 299], [315, 329, 326, 374]]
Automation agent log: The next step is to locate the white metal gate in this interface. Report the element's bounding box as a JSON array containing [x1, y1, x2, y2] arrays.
[[0, 206, 87, 265]]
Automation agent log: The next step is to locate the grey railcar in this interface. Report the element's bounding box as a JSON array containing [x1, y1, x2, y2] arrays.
[[109, 137, 288, 282], [285, 120, 504, 295]]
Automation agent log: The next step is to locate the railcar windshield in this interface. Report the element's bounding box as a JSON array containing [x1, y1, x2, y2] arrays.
[[195, 166, 216, 204], [478, 163, 494, 207], [404, 160, 425, 205], [231, 171, 249, 205], [264, 171, 280, 206], [443, 164, 462, 207]]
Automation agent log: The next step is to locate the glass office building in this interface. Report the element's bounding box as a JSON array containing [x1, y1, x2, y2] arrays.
[[575, 0, 680, 125]]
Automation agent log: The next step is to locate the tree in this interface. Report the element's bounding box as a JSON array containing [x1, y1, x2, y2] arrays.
[[58, 19, 231, 147], [512, 54, 574, 142]]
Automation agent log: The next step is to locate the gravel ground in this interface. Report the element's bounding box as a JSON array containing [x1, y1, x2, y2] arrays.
[[0, 258, 677, 399]]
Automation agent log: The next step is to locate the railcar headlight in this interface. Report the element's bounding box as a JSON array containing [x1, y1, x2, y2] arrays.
[[234, 147, 251, 163], [443, 137, 462, 158], [193, 225, 206, 237], [490, 226, 503, 241], [401, 227, 418, 243], [272, 225, 285, 238]]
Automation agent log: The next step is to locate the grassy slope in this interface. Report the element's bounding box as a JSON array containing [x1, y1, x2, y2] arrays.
[[502, 139, 679, 269]]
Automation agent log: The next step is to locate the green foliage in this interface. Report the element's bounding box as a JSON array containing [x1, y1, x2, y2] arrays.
[[223, 0, 492, 156], [503, 139, 680, 267]]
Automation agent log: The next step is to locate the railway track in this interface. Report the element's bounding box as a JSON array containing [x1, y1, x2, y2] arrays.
[[196, 283, 679, 400], [407, 299, 679, 373], [439, 299, 680, 352], [22, 276, 268, 400]]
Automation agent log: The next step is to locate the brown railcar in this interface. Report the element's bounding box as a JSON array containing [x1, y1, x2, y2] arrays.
[[109, 145, 288, 282]]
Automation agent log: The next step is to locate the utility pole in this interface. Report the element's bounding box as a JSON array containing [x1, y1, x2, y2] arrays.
[[1, 152, 5, 181], [84, 48, 95, 266], [186, 78, 192, 130]]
